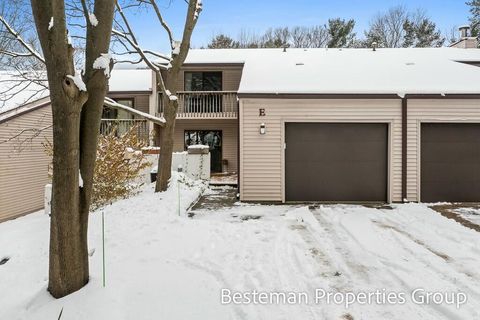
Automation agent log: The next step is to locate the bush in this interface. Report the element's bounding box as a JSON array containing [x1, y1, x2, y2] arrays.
[[44, 125, 151, 210]]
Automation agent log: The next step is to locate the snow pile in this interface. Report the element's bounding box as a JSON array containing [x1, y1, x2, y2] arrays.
[[66, 70, 87, 92], [88, 13, 98, 27], [93, 53, 112, 77]]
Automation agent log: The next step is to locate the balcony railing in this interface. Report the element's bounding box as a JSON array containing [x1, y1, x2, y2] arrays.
[[158, 91, 238, 119], [100, 119, 149, 142]]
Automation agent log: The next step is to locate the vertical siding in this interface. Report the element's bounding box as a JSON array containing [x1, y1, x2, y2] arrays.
[[176, 66, 243, 91], [407, 99, 480, 202], [172, 119, 238, 173], [0, 105, 53, 222], [240, 99, 403, 202]]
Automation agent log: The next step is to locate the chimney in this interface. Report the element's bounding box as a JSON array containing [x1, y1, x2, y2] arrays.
[[449, 25, 479, 49], [459, 25, 470, 39]]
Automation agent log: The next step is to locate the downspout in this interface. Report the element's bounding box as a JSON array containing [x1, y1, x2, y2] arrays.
[[401, 97, 408, 203], [237, 99, 241, 199]]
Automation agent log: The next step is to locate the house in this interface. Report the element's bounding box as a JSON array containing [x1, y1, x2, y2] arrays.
[[0, 69, 155, 222], [2, 34, 480, 222]]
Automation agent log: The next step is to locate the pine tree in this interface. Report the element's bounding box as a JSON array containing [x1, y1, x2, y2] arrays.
[[207, 34, 240, 49], [467, 0, 480, 37], [327, 18, 356, 48], [403, 18, 444, 47]]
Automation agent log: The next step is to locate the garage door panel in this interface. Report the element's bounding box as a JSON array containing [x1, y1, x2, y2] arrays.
[[422, 142, 480, 162], [421, 123, 480, 202], [286, 123, 388, 202]]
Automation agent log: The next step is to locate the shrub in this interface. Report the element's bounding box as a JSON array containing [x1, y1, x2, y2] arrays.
[[44, 125, 151, 210]]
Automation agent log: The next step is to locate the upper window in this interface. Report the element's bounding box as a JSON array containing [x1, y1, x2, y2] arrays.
[[184, 72, 222, 91]]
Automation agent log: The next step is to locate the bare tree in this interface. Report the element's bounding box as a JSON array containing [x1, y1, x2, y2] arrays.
[[112, 0, 202, 192], [365, 6, 409, 48], [0, 0, 116, 298]]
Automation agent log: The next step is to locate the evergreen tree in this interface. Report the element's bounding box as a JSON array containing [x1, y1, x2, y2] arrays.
[[467, 0, 480, 37], [207, 34, 240, 49], [326, 18, 356, 48], [403, 18, 445, 47]]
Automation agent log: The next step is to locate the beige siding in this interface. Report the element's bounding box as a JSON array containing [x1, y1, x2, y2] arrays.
[[107, 93, 150, 115], [240, 99, 403, 202], [176, 66, 243, 91], [407, 99, 480, 202], [0, 104, 53, 222], [173, 119, 238, 173]]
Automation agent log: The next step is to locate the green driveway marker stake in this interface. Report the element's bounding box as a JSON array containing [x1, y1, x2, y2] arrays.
[[102, 210, 106, 287], [178, 176, 181, 216]]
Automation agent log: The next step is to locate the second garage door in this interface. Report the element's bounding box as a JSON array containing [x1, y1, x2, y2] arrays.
[[421, 123, 480, 202], [285, 123, 388, 202]]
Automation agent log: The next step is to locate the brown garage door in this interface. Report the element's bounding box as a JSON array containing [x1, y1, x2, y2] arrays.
[[421, 123, 480, 202], [285, 123, 388, 202]]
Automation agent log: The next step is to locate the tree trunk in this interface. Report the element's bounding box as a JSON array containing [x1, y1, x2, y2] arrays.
[[155, 99, 177, 192], [30, 0, 115, 298], [48, 97, 88, 298]]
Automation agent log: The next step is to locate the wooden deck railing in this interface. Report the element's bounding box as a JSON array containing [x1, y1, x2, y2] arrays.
[[158, 91, 238, 118], [100, 119, 149, 142]]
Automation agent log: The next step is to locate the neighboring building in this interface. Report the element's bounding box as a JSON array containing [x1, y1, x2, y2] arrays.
[[0, 69, 154, 222], [450, 26, 479, 49], [2, 45, 480, 222]]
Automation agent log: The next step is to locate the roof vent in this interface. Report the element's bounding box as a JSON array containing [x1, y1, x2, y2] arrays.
[[372, 42, 378, 51], [296, 62, 304, 66]]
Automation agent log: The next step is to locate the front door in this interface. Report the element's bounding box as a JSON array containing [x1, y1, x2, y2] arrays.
[[185, 130, 222, 173]]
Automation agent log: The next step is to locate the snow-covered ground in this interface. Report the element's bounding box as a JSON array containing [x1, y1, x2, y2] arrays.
[[454, 207, 480, 226], [1, 177, 479, 320]]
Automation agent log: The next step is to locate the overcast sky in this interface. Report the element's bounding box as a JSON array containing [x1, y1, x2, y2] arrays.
[[126, 0, 471, 52]]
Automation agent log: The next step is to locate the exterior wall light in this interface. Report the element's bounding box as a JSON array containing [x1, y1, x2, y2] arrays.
[[260, 123, 266, 135]]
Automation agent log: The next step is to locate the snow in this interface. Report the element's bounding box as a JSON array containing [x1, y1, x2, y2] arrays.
[[48, 17, 53, 31], [454, 207, 480, 225], [169, 95, 178, 101], [108, 69, 152, 92], [182, 48, 480, 95], [93, 53, 112, 77], [66, 70, 87, 92], [172, 41, 181, 55], [79, 170, 84, 188], [88, 13, 98, 27], [1, 181, 480, 319], [187, 144, 209, 149], [0, 71, 49, 113]]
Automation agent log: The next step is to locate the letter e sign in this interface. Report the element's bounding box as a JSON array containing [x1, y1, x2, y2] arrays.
[[259, 108, 266, 116]]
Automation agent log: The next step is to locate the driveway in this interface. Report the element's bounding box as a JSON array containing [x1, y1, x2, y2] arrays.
[[189, 187, 480, 319]]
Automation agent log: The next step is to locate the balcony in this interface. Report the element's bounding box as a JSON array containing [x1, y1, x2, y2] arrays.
[[157, 91, 238, 119], [100, 119, 149, 142]]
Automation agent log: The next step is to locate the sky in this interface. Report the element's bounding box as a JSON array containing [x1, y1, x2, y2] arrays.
[[126, 0, 471, 52]]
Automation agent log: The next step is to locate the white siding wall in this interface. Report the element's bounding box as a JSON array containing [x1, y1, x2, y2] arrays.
[[240, 99, 403, 202], [407, 99, 480, 202]]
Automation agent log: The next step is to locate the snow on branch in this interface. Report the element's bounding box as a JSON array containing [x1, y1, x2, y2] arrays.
[[93, 53, 112, 77], [0, 15, 46, 64], [104, 97, 165, 126], [66, 70, 87, 91]]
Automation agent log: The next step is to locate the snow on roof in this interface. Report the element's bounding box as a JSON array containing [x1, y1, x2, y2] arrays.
[[0, 68, 153, 115], [108, 69, 152, 92], [185, 48, 480, 95], [0, 71, 49, 114]]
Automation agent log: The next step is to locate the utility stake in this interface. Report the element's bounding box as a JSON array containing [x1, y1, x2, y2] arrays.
[[102, 210, 106, 287]]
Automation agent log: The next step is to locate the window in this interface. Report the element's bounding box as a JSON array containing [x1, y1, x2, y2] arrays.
[[102, 98, 135, 119], [184, 72, 222, 91]]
